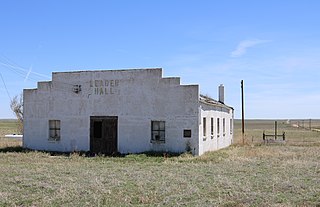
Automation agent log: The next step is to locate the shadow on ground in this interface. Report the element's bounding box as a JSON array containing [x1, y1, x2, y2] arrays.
[[0, 146, 185, 158], [0, 146, 26, 153]]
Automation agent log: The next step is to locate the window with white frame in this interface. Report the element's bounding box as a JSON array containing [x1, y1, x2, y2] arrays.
[[49, 120, 61, 141], [217, 118, 220, 137], [203, 117, 207, 138], [210, 117, 214, 139], [151, 121, 165, 143], [223, 118, 226, 136]]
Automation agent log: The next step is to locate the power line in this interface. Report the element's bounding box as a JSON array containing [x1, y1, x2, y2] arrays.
[[0, 61, 49, 81], [0, 72, 12, 101], [0, 54, 50, 81], [0, 54, 96, 95]]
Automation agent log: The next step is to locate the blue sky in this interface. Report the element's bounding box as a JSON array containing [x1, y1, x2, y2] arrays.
[[1, 0, 320, 119]]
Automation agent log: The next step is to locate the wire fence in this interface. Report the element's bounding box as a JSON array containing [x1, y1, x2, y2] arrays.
[[288, 119, 320, 132], [234, 119, 320, 145]]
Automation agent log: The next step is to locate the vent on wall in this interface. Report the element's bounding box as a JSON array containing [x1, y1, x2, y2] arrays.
[[72, 85, 82, 94], [183, 129, 192, 138]]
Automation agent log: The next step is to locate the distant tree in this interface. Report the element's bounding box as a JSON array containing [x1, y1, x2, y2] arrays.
[[10, 93, 23, 134]]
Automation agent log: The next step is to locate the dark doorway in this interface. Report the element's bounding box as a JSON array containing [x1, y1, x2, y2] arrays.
[[90, 116, 118, 154]]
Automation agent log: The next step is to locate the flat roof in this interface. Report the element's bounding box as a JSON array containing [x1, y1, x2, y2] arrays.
[[52, 68, 163, 74]]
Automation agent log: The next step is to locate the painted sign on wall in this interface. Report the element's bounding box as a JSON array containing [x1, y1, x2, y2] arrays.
[[90, 79, 120, 95]]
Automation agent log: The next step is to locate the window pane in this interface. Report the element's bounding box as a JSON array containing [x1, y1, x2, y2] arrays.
[[49, 130, 55, 138], [223, 118, 225, 134], [49, 120, 55, 128], [160, 131, 165, 141], [49, 120, 60, 129], [56, 120, 60, 129], [159, 121, 165, 130], [203, 117, 206, 136], [211, 118, 214, 135], [56, 130, 60, 138], [152, 131, 160, 141], [152, 121, 159, 130]]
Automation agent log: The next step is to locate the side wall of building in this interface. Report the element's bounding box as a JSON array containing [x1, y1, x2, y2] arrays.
[[23, 69, 200, 155], [198, 103, 234, 155]]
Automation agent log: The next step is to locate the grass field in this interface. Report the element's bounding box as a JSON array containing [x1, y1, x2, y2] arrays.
[[234, 119, 320, 146], [0, 119, 319, 206], [0, 119, 20, 138], [0, 119, 22, 150]]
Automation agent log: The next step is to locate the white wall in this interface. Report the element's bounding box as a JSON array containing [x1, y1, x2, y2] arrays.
[[198, 103, 234, 155], [23, 69, 200, 154]]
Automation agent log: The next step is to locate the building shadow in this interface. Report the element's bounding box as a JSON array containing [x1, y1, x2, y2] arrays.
[[0, 146, 26, 153], [0, 146, 185, 159]]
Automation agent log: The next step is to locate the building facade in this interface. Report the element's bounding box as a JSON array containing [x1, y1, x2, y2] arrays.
[[23, 68, 234, 156]]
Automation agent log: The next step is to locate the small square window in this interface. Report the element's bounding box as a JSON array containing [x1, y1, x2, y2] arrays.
[[183, 129, 191, 138]]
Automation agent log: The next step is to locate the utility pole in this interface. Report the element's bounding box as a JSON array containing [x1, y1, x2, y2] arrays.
[[241, 80, 245, 145], [275, 121, 277, 140], [309, 119, 312, 130]]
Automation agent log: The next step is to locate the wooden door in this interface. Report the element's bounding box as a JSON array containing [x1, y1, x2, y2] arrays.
[[90, 116, 118, 154]]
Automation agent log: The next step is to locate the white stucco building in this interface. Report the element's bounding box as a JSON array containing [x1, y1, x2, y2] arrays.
[[23, 68, 234, 156]]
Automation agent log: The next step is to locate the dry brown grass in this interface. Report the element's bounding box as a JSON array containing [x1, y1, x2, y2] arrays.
[[0, 119, 19, 138], [0, 119, 22, 150], [0, 119, 319, 206], [234, 119, 320, 146], [0, 138, 22, 149]]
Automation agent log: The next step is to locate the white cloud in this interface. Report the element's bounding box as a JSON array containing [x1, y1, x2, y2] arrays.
[[231, 39, 271, 58]]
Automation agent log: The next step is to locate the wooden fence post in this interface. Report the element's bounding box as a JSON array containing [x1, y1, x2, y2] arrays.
[[275, 121, 277, 140]]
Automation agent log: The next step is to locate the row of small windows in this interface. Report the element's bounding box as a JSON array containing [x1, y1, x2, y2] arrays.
[[203, 117, 233, 139]]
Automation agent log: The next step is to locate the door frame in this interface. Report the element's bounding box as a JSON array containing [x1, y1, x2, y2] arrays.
[[90, 116, 118, 154]]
